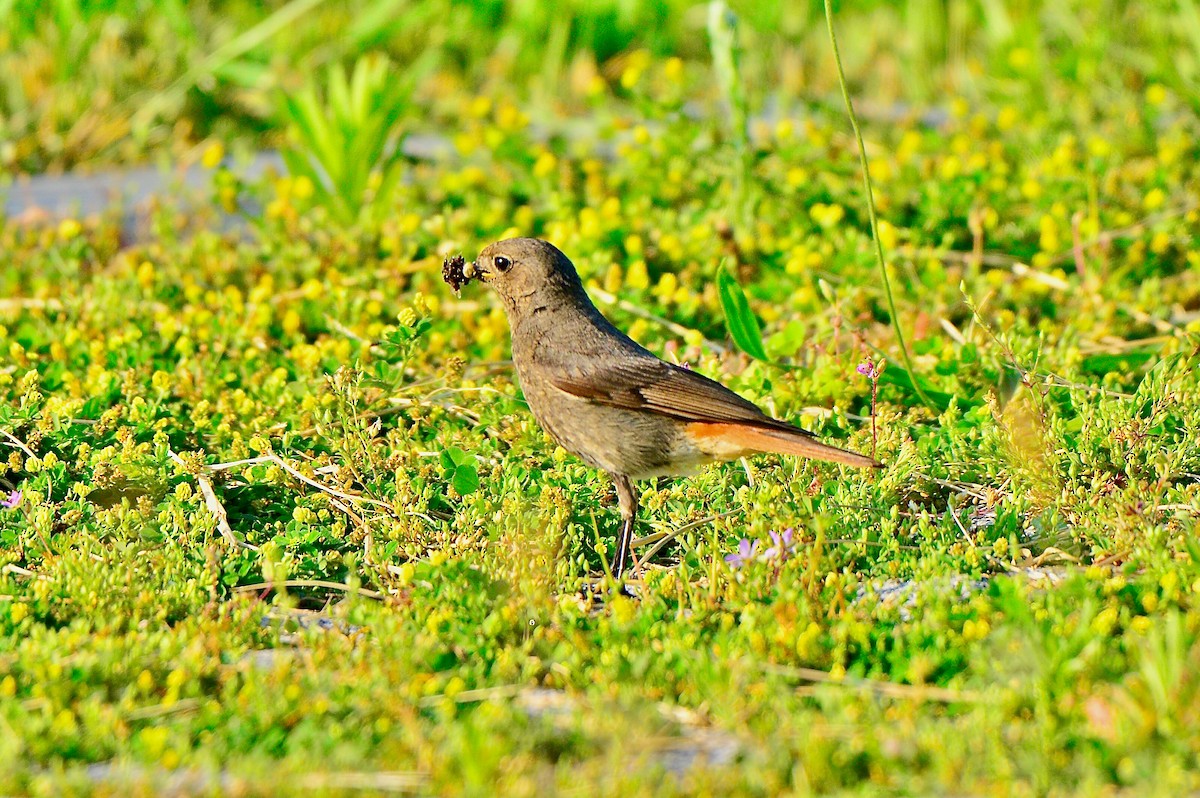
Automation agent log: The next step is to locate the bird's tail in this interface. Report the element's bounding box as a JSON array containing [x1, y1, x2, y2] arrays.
[[689, 422, 883, 469]]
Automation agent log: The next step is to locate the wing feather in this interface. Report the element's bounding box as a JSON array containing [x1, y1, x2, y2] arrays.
[[549, 358, 815, 438]]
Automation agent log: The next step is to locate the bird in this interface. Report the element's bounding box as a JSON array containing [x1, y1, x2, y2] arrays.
[[446, 238, 882, 580]]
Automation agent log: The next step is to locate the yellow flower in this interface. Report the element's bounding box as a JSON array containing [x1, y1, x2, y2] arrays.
[[877, 220, 898, 251], [961, 618, 990, 641], [494, 103, 527, 132], [513, 206, 535, 230], [1143, 187, 1166, 211], [600, 196, 621, 220], [786, 167, 810, 188], [1087, 136, 1111, 158], [57, 218, 81, 241], [663, 56, 684, 82], [653, 271, 678, 301], [939, 156, 962, 180], [1007, 47, 1032, 70], [293, 175, 314, 200], [1039, 215, 1060, 252], [997, 105, 1019, 131], [533, 151, 557, 178], [1145, 84, 1167, 106], [578, 207, 601, 239], [137, 260, 156, 289], [625, 260, 649, 290], [809, 203, 844, 229], [1091, 606, 1118, 635], [468, 96, 492, 118], [200, 141, 225, 169], [281, 309, 302, 335], [658, 233, 683, 261], [604, 263, 623, 293]]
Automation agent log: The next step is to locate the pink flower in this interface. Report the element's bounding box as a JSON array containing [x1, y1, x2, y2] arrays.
[[724, 538, 759, 569], [856, 359, 879, 379], [1, 490, 20, 509], [763, 528, 795, 561]]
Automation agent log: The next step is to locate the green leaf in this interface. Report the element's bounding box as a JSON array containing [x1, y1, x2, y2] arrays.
[[439, 447, 478, 495], [451, 465, 480, 496], [716, 268, 767, 361]]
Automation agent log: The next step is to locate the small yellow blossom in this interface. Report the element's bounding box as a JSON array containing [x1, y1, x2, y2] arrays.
[[786, 167, 810, 188], [625, 260, 650, 290], [281, 309, 302, 335], [532, 151, 557, 178], [293, 175, 314, 200], [877, 220, 898, 251], [1007, 47, 1032, 70], [663, 56, 684, 82], [997, 105, 1019, 131], [200, 141, 225, 169], [1143, 187, 1166, 211], [57, 218, 81, 241], [604, 263, 623, 293]]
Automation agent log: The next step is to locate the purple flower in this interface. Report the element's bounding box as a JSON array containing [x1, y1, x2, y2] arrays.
[[1, 490, 20, 509], [763, 528, 795, 561], [724, 538, 759, 569], [856, 359, 879, 379]]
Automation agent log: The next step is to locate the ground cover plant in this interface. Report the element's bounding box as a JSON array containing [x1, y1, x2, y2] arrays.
[[2, 0, 1200, 795]]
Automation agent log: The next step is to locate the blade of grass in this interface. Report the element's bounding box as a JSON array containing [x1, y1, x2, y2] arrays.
[[823, 0, 937, 412]]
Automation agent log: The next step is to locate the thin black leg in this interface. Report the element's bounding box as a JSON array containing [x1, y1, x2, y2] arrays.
[[611, 473, 638, 579]]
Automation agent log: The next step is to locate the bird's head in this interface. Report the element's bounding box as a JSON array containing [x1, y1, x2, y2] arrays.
[[464, 238, 585, 313]]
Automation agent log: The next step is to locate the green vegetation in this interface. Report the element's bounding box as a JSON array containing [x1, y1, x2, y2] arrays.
[[2, 0, 1200, 794]]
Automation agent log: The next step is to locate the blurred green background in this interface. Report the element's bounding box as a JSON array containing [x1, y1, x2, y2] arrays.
[[2, 0, 1198, 173]]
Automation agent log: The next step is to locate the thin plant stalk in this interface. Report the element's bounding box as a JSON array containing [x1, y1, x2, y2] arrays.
[[823, 0, 936, 411]]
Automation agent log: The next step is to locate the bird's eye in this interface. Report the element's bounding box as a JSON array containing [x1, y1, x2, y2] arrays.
[[494, 255, 513, 272]]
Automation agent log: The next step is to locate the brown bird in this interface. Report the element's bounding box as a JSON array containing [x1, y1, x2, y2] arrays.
[[451, 238, 882, 579]]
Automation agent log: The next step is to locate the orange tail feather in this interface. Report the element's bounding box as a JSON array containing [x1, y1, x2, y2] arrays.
[[688, 422, 883, 469]]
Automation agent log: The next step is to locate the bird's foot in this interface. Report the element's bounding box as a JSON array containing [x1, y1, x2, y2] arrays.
[[578, 575, 641, 602]]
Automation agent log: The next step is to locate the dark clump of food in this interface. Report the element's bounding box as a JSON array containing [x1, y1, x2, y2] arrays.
[[442, 255, 471, 292]]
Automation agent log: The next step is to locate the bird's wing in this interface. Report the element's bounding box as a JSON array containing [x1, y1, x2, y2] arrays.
[[548, 356, 814, 437]]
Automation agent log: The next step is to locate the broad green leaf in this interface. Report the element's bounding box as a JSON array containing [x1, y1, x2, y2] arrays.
[[716, 268, 767, 361], [451, 465, 480, 496]]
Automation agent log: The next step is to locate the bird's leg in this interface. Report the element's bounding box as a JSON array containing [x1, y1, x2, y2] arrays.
[[611, 473, 639, 580]]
